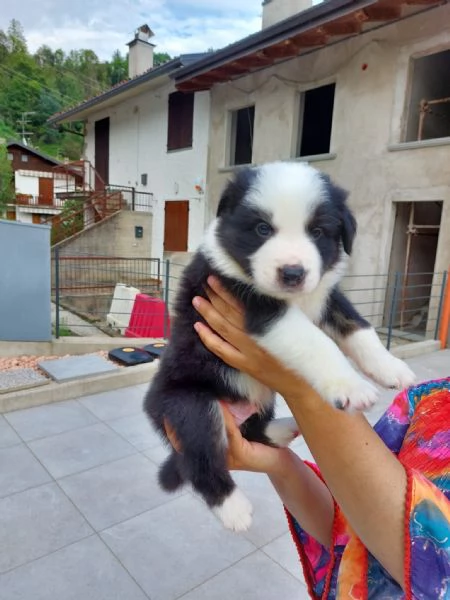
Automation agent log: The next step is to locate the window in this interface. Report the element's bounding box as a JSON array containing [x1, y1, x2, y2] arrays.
[[297, 83, 335, 157], [229, 105, 255, 166], [7, 152, 13, 161], [21, 154, 29, 162], [167, 91, 195, 151], [405, 50, 450, 142]]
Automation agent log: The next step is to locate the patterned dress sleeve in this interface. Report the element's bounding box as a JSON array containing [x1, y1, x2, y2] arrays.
[[398, 379, 450, 599], [285, 378, 450, 600]]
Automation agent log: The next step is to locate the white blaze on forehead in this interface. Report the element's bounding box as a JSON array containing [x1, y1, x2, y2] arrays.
[[245, 162, 326, 232]]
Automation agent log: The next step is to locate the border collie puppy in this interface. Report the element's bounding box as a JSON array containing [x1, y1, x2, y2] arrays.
[[144, 161, 415, 532]]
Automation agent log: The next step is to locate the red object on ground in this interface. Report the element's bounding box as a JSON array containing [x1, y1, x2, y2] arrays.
[[125, 294, 170, 338]]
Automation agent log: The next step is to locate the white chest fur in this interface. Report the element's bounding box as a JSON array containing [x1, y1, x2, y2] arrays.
[[222, 368, 274, 412]]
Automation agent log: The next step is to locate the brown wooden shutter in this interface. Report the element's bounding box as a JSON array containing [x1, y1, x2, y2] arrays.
[[167, 92, 194, 151]]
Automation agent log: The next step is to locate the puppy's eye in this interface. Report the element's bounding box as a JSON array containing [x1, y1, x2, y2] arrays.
[[311, 228, 323, 240], [256, 222, 273, 238]]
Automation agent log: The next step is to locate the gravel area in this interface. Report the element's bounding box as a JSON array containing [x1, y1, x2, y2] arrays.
[[0, 351, 119, 377], [0, 368, 48, 392]]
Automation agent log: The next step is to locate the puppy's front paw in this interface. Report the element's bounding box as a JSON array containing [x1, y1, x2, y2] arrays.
[[364, 355, 415, 390], [213, 488, 253, 532], [265, 417, 299, 447], [322, 375, 378, 412]]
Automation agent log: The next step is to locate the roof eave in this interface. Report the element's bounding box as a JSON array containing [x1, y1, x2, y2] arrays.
[[47, 58, 183, 125], [174, 0, 376, 83]]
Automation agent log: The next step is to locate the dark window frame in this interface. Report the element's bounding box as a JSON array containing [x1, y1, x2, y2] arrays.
[[229, 105, 255, 166], [167, 91, 195, 152], [404, 49, 450, 143], [297, 83, 336, 158]]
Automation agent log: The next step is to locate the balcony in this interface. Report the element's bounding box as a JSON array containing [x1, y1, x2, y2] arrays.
[[15, 194, 65, 209]]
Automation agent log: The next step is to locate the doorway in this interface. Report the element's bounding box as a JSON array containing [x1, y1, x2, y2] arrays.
[[94, 117, 110, 190], [38, 177, 54, 206], [164, 201, 189, 252], [385, 201, 442, 332]]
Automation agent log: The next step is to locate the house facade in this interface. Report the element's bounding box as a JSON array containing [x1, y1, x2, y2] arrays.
[[49, 26, 210, 260], [175, 0, 450, 333], [3, 141, 76, 224]]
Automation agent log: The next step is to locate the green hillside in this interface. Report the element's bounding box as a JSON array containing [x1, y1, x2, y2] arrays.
[[0, 19, 171, 160]]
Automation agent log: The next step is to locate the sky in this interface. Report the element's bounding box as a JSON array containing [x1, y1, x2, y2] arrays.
[[1, 0, 265, 60]]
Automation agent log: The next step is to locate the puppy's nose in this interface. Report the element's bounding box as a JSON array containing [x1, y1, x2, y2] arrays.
[[278, 265, 307, 287]]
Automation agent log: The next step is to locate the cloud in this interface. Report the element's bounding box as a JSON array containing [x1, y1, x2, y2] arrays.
[[1, 0, 263, 60]]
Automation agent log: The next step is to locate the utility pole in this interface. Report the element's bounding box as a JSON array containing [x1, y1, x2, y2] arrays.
[[16, 111, 35, 146]]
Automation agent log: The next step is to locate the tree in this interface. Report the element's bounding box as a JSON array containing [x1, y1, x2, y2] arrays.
[[154, 52, 171, 66], [7, 19, 27, 54], [0, 146, 14, 214]]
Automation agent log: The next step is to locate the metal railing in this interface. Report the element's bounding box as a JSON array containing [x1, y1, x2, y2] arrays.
[[51, 253, 449, 347], [106, 184, 154, 212], [15, 194, 65, 208]]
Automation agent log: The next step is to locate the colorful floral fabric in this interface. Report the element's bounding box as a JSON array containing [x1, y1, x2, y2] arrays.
[[287, 378, 450, 599]]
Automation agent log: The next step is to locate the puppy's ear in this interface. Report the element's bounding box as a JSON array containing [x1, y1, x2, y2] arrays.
[[340, 205, 357, 255], [321, 174, 356, 255], [216, 180, 236, 217], [216, 167, 257, 217]]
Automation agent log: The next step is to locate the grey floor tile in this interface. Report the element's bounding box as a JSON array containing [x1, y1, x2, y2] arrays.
[[0, 483, 92, 573], [0, 536, 148, 600], [262, 532, 307, 584], [101, 494, 255, 600], [29, 423, 135, 478], [80, 386, 146, 421], [143, 443, 171, 466], [179, 550, 309, 600], [232, 471, 289, 547], [107, 413, 161, 451], [5, 400, 98, 442], [59, 454, 183, 531], [0, 444, 51, 498], [0, 415, 21, 449]]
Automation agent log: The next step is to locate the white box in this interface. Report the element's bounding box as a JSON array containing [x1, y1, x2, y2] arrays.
[[107, 283, 141, 334]]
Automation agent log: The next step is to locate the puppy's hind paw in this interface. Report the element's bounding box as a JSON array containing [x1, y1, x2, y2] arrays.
[[265, 417, 299, 447], [213, 488, 253, 532]]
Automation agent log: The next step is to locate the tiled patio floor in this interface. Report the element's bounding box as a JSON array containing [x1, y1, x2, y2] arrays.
[[0, 350, 448, 599]]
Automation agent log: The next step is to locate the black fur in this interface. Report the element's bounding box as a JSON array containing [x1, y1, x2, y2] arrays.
[[321, 288, 371, 337], [144, 164, 366, 515], [144, 251, 283, 509]]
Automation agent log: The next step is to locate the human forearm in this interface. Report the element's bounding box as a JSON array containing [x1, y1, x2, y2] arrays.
[[268, 449, 334, 548], [284, 389, 406, 588]]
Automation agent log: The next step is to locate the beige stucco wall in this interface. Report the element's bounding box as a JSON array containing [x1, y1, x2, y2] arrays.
[[206, 3, 450, 289], [55, 210, 153, 259]]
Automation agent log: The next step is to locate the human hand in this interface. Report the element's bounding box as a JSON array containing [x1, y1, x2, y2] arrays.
[[164, 405, 292, 476], [192, 276, 319, 403]]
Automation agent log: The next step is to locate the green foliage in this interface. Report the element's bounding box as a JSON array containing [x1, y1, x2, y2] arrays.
[[0, 20, 172, 160], [0, 145, 14, 212], [51, 198, 85, 244]]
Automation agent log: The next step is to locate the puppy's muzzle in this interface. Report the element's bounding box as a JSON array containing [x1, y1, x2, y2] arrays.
[[278, 265, 307, 288]]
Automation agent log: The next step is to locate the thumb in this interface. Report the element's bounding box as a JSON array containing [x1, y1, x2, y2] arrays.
[[220, 402, 242, 440]]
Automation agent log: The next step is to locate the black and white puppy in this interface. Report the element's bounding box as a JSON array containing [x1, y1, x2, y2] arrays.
[[144, 161, 415, 532]]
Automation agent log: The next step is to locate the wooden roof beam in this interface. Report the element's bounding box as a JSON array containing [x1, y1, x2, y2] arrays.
[[363, 3, 403, 20], [263, 39, 302, 59], [290, 27, 329, 48], [236, 51, 275, 69], [176, 80, 210, 92], [323, 11, 369, 34]]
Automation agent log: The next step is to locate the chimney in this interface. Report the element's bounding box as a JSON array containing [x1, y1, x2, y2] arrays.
[[262, 0, 313, 29], [127, 24, 155, 78]]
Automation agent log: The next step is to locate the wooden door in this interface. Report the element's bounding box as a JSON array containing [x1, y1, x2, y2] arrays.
[[38, 178, 54, 205], [164, 201, 189, 252], [6, 210, 16, 220], [32, 214, 41, 224], [94, 117, 110, 190]]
